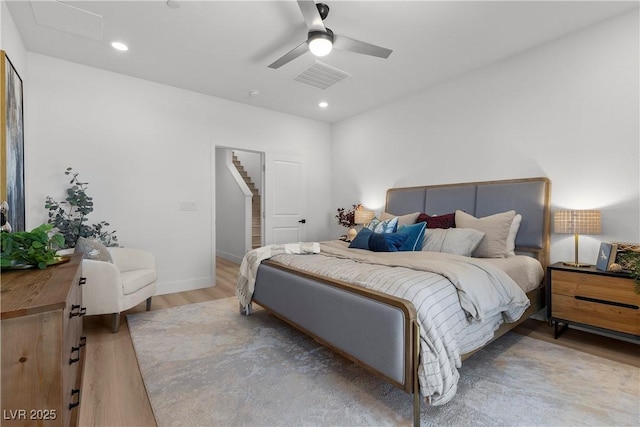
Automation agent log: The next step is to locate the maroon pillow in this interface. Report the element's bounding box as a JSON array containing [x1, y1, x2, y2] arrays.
[[416, 212, 456, 229]]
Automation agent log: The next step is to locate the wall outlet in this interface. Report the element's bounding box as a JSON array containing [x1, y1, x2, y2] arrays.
[[179, 202, 197, 211]]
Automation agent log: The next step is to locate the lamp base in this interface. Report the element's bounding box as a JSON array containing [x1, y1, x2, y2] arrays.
[[562, 261, 592, 268]]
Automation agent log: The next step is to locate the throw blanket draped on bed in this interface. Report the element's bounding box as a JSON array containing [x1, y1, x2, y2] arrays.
[[236, 242, 321, 307]]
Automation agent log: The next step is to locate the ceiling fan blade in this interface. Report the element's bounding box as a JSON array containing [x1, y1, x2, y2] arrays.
[[297, 0, 326, 32], [333, 35, 393, 59], [268, 41, 309, 69]]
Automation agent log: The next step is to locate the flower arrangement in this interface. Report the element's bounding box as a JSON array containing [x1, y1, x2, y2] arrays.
[[335, 204, 362, 228]]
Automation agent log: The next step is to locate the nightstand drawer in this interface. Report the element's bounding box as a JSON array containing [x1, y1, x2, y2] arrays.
[[552, 294, 640, 336], [551, 270, 640, 306]]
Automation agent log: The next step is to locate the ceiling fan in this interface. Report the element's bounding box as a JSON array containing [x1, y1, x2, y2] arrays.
[[268, 0, 393, 69]]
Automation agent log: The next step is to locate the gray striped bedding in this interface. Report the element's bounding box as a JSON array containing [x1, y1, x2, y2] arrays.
[[263, 240, 536, 405]]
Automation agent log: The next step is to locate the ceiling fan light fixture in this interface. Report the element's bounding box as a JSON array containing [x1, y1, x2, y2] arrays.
[[308, 31, 333, 57]]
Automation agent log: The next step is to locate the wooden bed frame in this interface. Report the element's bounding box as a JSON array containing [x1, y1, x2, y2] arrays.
[[246, 177, 551, 426]]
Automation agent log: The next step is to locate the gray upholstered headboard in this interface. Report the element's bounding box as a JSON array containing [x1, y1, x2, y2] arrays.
[[385, 177, 551, 267]]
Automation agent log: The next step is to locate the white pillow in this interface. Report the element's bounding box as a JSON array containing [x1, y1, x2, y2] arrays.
[[75, 237, 113, 263], [380, 211, 420, 228], [506, 214, 522, 257], [422, 228, 485, 257], [455, 210, 516, 258], [366, 216, 398, 233]]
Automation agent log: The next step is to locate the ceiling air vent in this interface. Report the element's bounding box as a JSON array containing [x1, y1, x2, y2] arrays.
[[293, 61, 351, 90]]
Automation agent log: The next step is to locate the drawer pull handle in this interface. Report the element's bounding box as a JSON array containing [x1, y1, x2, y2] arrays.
[[69, 389, 80, 410], [78, 277, 87, 286], [69, 346, 81, 365], [79, 336, 87, 348], [69, 306, 87, 318], [69, 305, 81, 318], [574, 295, 639, 310]]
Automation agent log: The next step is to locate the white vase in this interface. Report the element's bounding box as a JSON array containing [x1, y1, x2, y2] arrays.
[[347, 228, 357, 241]]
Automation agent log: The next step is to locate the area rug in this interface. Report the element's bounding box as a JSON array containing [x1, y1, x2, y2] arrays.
[[127, 297, 639, 427]]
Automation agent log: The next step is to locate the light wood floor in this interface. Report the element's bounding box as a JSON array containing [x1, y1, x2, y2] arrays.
[[79, 257, 639, 426]]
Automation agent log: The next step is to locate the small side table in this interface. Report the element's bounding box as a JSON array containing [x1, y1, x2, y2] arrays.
[[546, 262, 640, 341]]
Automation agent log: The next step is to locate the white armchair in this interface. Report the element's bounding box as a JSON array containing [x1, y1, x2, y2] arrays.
[[82, 247, 158, 332]]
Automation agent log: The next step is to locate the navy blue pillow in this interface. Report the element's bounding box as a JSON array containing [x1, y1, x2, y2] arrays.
[[368, 233, 409, 252], [396, 222, 427, 251], [348, 228, 373, 249]]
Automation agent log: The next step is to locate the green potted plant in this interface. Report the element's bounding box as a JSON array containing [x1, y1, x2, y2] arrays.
[[612, 249, 640, 294], [1, 223, 65, 269], [45, 167, 118, 249]]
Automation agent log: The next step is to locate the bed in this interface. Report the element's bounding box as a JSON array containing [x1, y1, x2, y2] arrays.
[[237, 177, 551, 426]]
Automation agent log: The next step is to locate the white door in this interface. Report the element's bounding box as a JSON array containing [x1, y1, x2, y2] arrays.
[[264, 153, 307, 245]]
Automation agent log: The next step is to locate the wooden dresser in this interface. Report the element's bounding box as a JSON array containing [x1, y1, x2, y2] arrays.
[[547, 262, 640, 341], [1, 255, 86, 427]]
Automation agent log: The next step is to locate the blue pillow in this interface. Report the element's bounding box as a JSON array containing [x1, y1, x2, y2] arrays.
[[368, 233, 408, 252], [396, 222, 427, 251], [348, 228, 373, 249], [366, 217, 398, 234]]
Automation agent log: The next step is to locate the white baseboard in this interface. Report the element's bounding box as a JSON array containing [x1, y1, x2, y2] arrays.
[[156, 277, 214, 295], [216, 250, 244, 264]]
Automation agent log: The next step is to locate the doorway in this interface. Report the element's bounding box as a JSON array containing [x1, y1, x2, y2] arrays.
[[214, 147, 307, 264]]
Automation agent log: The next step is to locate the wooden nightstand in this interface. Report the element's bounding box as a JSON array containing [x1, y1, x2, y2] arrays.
[[547, 262, 640, 341]]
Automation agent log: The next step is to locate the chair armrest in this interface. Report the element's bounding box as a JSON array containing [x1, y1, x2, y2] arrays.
[[108, 247, 156, 273], [81, 259, 123, 315]]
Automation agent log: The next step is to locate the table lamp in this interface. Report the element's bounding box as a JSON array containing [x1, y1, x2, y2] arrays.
[[554, 209, 601, 267], [349, 206, 374, 241]]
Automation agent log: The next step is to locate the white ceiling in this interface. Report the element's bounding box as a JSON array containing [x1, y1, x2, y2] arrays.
[[6, 1, 639, 123]]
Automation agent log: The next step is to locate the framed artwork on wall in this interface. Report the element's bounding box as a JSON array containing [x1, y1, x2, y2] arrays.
[[1, 50, 25, 232]]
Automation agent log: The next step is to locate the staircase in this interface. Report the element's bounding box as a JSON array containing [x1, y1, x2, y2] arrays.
[[232, 154, 262, 249]]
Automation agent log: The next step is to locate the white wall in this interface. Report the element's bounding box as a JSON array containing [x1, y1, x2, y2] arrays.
[[1, 1, 26, 77], [25, 54, 332, 295], [331, 10, 639, 265]]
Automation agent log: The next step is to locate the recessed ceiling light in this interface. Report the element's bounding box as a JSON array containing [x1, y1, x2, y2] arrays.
[[318, 101, 329, 108], [111, 41, 128, 51], [249, 89, 260, 97], [166, 0, 180, 9]]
